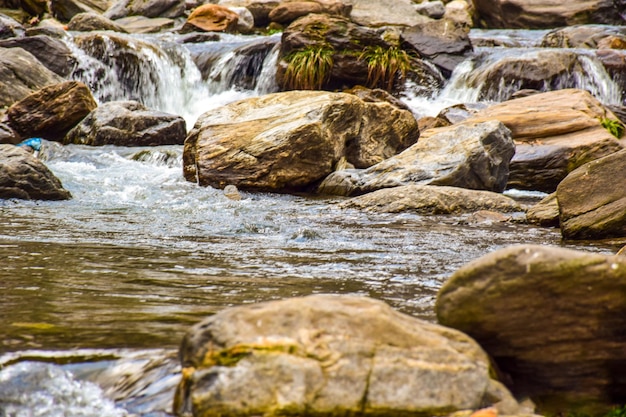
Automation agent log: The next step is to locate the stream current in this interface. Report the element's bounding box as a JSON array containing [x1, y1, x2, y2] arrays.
[[1, 27, 624, 416]]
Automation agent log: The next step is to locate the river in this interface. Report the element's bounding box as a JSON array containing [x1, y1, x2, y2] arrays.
[[0, 27, 623, 416]]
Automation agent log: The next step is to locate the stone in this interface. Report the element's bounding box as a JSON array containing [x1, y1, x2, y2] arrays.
[[223, 184, 241, 200], [182, 4, 239, 33], [113, 15, 174, 33], [218, 0, 280, 27], [0, 144, 71, 200], [7, 81, 97, 142], [473, 0, 626, 29], [0, 13, 25, 39], [20, 0, 48, 16], [618, 245, 626, 256], [339, 184, 522, 214], [318, 120, 514, 197], [230, 6, 254, 33], [0, 47, 64, 109], [343, 86, 411, 111], [557, 148, 626, 240], [184, 91, 418, 192], [436, 244, 626, 415], [64, 101, 186, 146], [268, 1, 349, 25], [445, 0, 474, 27], [50, 0, 111, 22], [0, 120, 21, 145], [348, 0, 432, 27], [0, 35, 76, 77], [467, 89, 624, 193], [104, 0, 185, 20], [414, 1, 445, 19], [526, 192, 559, 227], [175, 294, 521, 417], [540, 25, 626, 49], [67, 11, 128, 32], [401, 18, 473, 77]]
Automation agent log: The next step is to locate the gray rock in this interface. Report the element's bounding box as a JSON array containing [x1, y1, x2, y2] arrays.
[[175, 294, 521, 417], [318, 120, 514, 197], [349, 0, 431, 27], [50, 0, 111, 22], [67, 11, 128, 32], [104, 0, 185, 20], [436, 244, 626, 415], [0, 14, 25, 39], [414, 1, 445, 20], [0, 144, 71, 200], [64, 100, 186, 146], [113, 16, 174, 33], [0, 35, 76, 77]]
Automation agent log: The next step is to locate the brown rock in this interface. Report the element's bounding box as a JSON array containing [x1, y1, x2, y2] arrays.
[[67, 11, 128, 32], [268, 1, 323, 24], [183, 4, 239, 33], [0, 35, 76, 77], [50, 0, 111, 22], [526, 192, 559, 227], [7, 81, 97, 142]]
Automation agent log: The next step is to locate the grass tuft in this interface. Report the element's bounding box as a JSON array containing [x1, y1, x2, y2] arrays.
[[600, 117, 625, 138], [359, 45, 411, 92], [283, 46, 334, 90]]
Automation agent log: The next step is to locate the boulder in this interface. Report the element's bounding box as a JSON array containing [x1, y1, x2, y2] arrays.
[[175, 294, 521, 417], [473, 0, 626, 28], [318, 120, 514, 197], [183, 91, 418, 192], [67, 11, 128, 32], [268, 1, 349, 25], [526, 192, 559, 227], [7, 81, 97, 142], [0, 35, 76, 77], [64, 101, 186, 146], [540, 25, 626, 49], [181, 4, 239, 33], [0, 121, 21, 145], [557, 148, 626, 240], [444, 0, 474, 27], [230, 6, 254, 33], [50, 0, 111, 22], [104, 0, 184, 20], [467, 89, 624, 193], [339, 184, 523, 214], [217, 0, 280, 27], [113, 16, 174, 33], [0, 144, 71, 200], [401, 18, 473, 77], [0, 47, 64, 108], [414, 1, 445, 19], [0, 14, 25, 39], [348, 0, 431, 27], [436, 244, 626, 415]]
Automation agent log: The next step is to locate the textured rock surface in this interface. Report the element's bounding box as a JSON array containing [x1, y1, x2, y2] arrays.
[[340, 184, 522, 214], [0, 144, 71, 200], [184, 91, 418, 192], [436, 244, 626, 415], [182, 4, 239, 32], [67, 11, 128, 32], [557, 148, 626, 240], [176, 294, 519, 417], [7, 81, 97, 142], [348, 0, 431, 27], [0, 35, 76, 77], [318, 120, 514, 197], [468, 89, 624, 192], [64, 101, 186, 146], [50, 0, 111, 22], [526, 192, 559, 227], [104, 0, 184, 19]]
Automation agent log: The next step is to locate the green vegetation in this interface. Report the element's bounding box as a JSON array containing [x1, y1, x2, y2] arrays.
[[600, 117, 625, 138], [559, 405, 626, 417], [359, 45, 411, 92], [202, 342, 300, 367], [283, 45, 334, 90]]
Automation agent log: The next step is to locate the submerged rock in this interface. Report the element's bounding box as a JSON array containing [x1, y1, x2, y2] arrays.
[[7, 81, 97, 142], [176, 294, 522, 417], [436, 244, 626, 415], [0, 144, 71, 200], [318, 120, 514, 197], [340, 184, 522, 214], [557, 148, 626, 240], [64, 101, 186, 146]]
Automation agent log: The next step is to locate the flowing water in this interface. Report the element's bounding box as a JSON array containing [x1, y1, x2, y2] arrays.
[[1, 28, 624, 416]]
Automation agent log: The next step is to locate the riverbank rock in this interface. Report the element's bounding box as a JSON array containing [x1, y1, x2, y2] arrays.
[[348, 0, 430, 27], [339, 184, 523, 214], [0, 47, 64, 108], [67, 11, 128, 32], [268, 1, 349, 25], [175, 294, 522, 417], [0, 144, 71, 200], [436, 244, 626, 415], [64, 101, 186, 146], [540, 25, 626, 49], [7, 81, 97, 142], [467, 89, 624, 193], [183, 90, 418, 192], [473, 0, 626, 29], [104, 0, 185, 20], [0, 14, 25, 39], [181, 4, 239, 33], [557, 148, 626, 240], [318, 120, 514, 197], [0, 35, 76, 77], [526, 192, 559, 227], [114, 15, 174, 33], [50, 0, 111, 22]]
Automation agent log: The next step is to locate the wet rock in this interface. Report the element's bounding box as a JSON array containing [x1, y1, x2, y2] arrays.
[[0, 144, 71, 200], [0, 35, 76, 77], [50, 0, 111, 22], [340, 184, 522, 214], [0, 47, 64, 108], [7, 81, 97, 142], [318, 120, 514, 197], [526, 192, 559, 227], [540, 25, 626, 49], [0, 14, 25, 39], [0, 120, 21, 145], [473, 0, 626, 28], [436, 244, 626, 415], [223, 184, 241, 200], [181, 4, 239, 33], [64, 100, 186, 146], [104, 0, 184, 20], [176, 294, 521, 417], [114, 16, 174, 33], [184, 91, 418, 192], [67, 11, 128, 32], [468, 89, 624, 193], [557, 148, 626, 240], [401, 17, 473, 77], [349, 0, 431, 27], [618, 245, 626, 256]]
